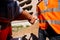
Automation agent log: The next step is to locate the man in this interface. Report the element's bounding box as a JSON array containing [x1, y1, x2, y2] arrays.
[[0, 0, 35, 40], [37, 0, 60, 40]]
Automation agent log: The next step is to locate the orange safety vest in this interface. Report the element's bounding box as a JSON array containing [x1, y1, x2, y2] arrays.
[[37, 1, 48, 30], [37, 0, 60, 34]]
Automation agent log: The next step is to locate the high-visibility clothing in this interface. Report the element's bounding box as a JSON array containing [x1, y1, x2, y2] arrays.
[[37, 1, 48, 30], [38, 14, 48, 30], [37, 0, 60, 34]]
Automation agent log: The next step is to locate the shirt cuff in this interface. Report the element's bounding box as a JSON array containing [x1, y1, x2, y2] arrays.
[[19, 7, 23, 13]]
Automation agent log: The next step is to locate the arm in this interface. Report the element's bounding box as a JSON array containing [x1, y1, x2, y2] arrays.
[[14, 1, 36, 24], [21, 10, 32, 20], [20, 10, 36, 24], [15, 7, 36, 24]]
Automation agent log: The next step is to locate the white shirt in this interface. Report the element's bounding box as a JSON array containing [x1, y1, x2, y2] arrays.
[[15, 0, 23, 13]]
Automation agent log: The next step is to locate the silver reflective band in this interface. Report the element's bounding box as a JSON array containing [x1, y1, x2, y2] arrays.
[[44, 0, 48, 6], [41, 8, 53, 13], [53, 7, 60, 12], [41, 8, 60, 13], [47, 20, 60, 24], [39, 20, 47, 23], [58, 0, 60, 2], [39, 20, 60, 24], [41, 0, 60, 13]]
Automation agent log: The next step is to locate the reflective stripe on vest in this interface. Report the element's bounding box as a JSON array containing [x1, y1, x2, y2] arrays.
[[44, 0, 48, 6], [39, 20, 47, 23], [41, 0, 60, 13], [47, 20, 60, 24], [41, 8, 60, 13], [39, 20, 60, 24], [43, 0, 60, 7]]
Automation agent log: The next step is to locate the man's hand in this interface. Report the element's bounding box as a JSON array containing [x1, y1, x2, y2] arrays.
[[21, 10, 36, 24], [28, 16, 36, 24]]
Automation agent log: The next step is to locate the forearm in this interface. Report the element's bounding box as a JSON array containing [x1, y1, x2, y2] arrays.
[[14, 10, 35, 24], [14, 10, 32, 20], [21, 10, 32, 20]]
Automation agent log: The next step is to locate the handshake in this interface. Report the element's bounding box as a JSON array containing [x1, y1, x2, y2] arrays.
[[21, 10, 37, 24], [28, 16, 37, 24]]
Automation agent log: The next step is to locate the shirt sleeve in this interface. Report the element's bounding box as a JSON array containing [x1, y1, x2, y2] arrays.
[[19, 7, 23, 13], [16, 1, 23, 13]]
